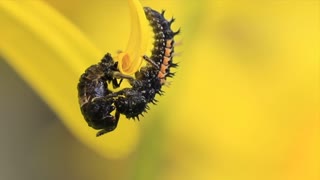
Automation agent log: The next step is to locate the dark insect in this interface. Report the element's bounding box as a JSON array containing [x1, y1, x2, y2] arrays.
[[77, 53, 134, 136], [77, 7, 180, 137]]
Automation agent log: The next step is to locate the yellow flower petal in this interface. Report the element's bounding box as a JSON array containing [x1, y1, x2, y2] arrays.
[[0, 0, 142, 159], [116, 0, 150, 75]]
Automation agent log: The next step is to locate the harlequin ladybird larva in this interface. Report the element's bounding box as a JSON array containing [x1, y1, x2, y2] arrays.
[[113, 7, 180, 119], [77, 7, 180, 137], [143, 7, 179, 85]]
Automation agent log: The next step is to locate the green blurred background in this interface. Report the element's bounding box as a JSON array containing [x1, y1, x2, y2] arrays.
[[1, 0, 319, 180]]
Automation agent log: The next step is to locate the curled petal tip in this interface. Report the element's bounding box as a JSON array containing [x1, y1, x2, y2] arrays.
[[117, 0, 150, 75]]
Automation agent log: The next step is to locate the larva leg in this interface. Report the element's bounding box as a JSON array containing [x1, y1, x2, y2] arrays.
[[111, 71, 134, 88], [142, 55, 160, 69]]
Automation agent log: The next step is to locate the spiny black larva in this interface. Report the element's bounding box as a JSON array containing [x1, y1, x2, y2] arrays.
[[77, 7, 180, 137], [143, 7, 180, 85], [114, 7, 180, 119]]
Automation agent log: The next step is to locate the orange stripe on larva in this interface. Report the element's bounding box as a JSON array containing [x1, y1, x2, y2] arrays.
[[162, 56, 171, 65], [160, 64, 168, 74], [166, 39, 173, 48], [165, 47, 172, 57], [157, 71, 166, 79]]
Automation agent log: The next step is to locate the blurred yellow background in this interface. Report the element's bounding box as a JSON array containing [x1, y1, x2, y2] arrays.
[[0, 0, 319, 180]]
